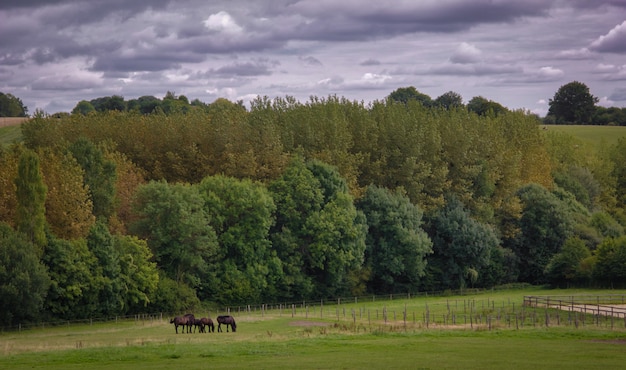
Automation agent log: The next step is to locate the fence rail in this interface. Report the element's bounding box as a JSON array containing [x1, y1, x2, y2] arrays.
[[524, 295, 626, 319], [5, 291, 626, 333]]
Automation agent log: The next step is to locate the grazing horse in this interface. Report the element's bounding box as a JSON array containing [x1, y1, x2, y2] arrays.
[[217, 315, 237, 332], [193, 318, 205, 333], [183, 313, 195, 333], [200, 317, 214, 333], [170, 315, 189, 334]]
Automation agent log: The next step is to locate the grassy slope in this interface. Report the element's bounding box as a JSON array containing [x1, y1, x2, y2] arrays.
[[2, 288, 626, 369], [544, 124, 626, 147], [0, 124, 22, 147]]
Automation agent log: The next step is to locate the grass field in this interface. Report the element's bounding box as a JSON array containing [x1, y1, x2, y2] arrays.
[[2, 288, 626, 369], [0, 117, 27, 147], [543, 124, 626, 147]]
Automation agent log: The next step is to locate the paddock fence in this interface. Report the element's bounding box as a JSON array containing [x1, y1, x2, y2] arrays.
[[5, 291, 626, 333]]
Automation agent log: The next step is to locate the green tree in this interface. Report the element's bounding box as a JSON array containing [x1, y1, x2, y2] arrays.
[[426, 197, 499, 290], [0, 92, 28, 117], [90, 95, 126, 112], [71, 100, 95, 115], [14, 149, 47, 251], [68, 138, 117, 221], [593, 236, 626, 288], [43, 233, 101, 319], [387, 86, 433, 107], [467, 96, 508, 116], [357, 185, 432, 293], [39, 148, 95, 239], [197, 175, 280, 304], [435, 91, 464, 109], [87, 221, 123, 316], [508, 184, 576, 284], [548, 81, 598, 124], [269, 157, 367, 299], [545, 237, 592, 287], [149, 272, 199, 313], [0, 223, 50, 326], [130, 181, 217, 290], [113, 234, 159, 312]]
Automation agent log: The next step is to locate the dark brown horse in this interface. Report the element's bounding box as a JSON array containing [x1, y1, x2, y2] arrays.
[[193, 318, 205, 333], [183, 313, 195, 333], [200, 317, 214, 333], [170, 315, 190, 334], [217, 315, 237, 332]]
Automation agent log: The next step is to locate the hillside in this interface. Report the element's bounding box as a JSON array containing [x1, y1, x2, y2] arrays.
[[544, 124, 626, 147], [0, 117, 26, 146]]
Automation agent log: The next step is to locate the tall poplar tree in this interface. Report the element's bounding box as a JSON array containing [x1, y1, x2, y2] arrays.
[[14, 149, 47, 251]]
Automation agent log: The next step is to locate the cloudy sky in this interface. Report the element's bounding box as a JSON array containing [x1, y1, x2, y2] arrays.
[[1, 0, 625, 115]]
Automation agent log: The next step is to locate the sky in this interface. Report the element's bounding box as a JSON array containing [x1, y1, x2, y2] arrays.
[[1, 0, 625, 116]]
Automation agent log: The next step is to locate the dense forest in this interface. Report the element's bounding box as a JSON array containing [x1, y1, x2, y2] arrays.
[[1, 86, 626, 328]]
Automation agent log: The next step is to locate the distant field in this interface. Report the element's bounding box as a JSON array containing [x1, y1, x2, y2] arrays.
[[0, 117, 28, 127], [2, 288, 626, 369], [0, 117, 28, 146], [544, 124, 626, 147]]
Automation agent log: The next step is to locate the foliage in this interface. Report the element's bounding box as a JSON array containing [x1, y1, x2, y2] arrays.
[[149, 272, 199, 313], [425, 196, 500, 290], [0, 92, 28, 117], [197, 175, 279, 304], [129, 181, 217, 290], [42, 233, 101, 319], [14, 148, 47, 251], [548, 81, 598, 124], [269, 157, 367, 299], [593, 236, 626, 288], [507, 184, 576, 284], [0, 223, 50, 326], [4, 90, 626, 313], [68, 138, 117, 221], [113, 234, 159, 312], [467, 96, 508, 116], [87, 220, 123, 316], [39, 148, 96, 239], [545, 237, 592, 287], [357, 185, 432, 293], [434, 91, 463, 109], [387, 86, 433, 107]]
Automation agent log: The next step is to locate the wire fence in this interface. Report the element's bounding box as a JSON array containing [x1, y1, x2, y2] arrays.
[[5, 291, 626, 334]]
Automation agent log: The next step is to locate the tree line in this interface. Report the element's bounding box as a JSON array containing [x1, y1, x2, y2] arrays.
[[1, 90, 626, 328]]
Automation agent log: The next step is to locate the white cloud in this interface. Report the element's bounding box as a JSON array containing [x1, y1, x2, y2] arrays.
[[450, 43, 482, 64], [589, 20, 626, 53], [361, 73, 391, 84], [537, 66, 564, 78], [203, 11, 243, 34], [556, 48, 594, 60]]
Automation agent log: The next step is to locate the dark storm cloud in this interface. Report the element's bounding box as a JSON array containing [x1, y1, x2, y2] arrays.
[[285, 0, 553, 41], [360, 59, 381, 66], [1, 0, 625, 114], [210, 60, 277, 77], [609, 88, 626, 101]]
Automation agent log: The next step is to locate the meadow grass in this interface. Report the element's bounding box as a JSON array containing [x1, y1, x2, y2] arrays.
[[2, 288, 626, 369], [544, 124, 626, 147], [0, 124, 22, 147]]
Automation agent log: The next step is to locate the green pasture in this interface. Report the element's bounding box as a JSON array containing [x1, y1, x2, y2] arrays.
[[0, 124, 22, 147], [2, 288, 626, 369], [544, 124, 626, 147]]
